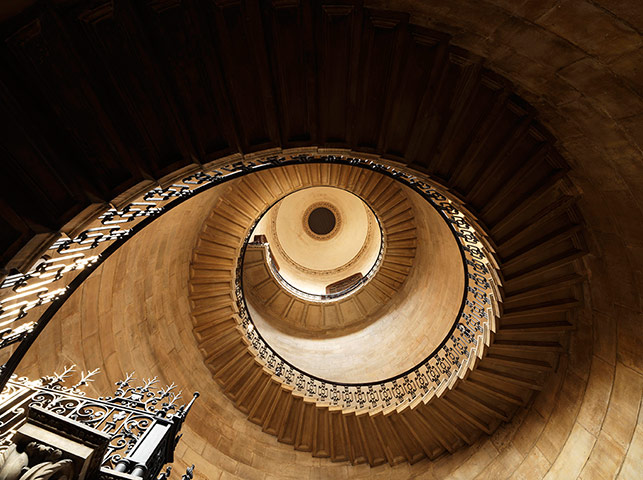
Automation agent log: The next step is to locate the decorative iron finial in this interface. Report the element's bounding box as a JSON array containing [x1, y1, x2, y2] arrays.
[[71, 368, 100, 390], [178, 392, 200, 419], [42, 364, 76, 387], [182, 465, 195, 480], [157, 466, 172, 479], [38, 365, 101, 396]]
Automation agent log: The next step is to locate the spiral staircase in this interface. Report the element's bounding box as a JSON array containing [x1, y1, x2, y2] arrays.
[[186, 157, 585, 466], [192, 165, 416, 337], [3, 0, 638, 478]]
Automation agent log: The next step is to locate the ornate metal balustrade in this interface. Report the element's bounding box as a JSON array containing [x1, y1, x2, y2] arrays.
[[0, 152, 500, 405], [235, 157, 501, 412], [0, 366, 197, 479]]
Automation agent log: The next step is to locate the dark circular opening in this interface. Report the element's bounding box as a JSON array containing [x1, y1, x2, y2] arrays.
[[308, 207, 336, 235]]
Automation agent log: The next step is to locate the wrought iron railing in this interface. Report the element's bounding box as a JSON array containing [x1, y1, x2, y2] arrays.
[[0, 366, 197, 479], [234, 156, 501, 412], [0, 153, 500, 409]]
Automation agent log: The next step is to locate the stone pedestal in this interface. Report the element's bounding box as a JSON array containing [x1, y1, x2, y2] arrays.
[[9, 405, 111, 480]]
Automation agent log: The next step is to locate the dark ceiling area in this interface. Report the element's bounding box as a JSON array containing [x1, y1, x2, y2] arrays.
[[1, 0, 576, 271]]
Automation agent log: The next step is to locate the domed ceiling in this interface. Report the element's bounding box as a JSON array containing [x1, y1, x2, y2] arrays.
[[0, 1, 641, 480], [249, 186, 383, 296]]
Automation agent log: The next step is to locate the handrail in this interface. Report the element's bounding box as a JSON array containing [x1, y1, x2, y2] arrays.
[[234, 155, 502, 412], [0, 153, 501, 408]]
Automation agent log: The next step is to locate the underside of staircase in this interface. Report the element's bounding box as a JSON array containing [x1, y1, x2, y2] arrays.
[[188, 159, 586, 466]]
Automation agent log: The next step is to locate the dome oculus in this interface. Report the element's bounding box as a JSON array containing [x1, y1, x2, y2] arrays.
[[302, 201, 342, 240], [308, 207, 336, 235]]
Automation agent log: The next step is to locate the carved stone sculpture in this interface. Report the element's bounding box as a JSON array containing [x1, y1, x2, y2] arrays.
[[0, 445, 28, 480], [16, 460, 73, 480], [0, 442, 73, 480]]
